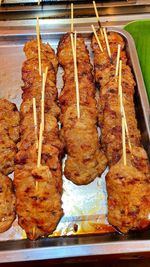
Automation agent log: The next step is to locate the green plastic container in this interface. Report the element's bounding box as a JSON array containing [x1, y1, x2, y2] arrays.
[[124, 20, 150, 102]]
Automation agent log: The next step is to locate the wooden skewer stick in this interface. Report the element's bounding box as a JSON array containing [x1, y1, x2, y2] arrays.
[[118, 60, 122, 97], [122, 106, 132, 151], [118, 60, 126, 166], [36, 17, 42, 76], [115, 44, 121, 77], [122, 116, 127, 166], [71, 3, 74, 33], [71, 32, 80, 119], [103, 27, 112, 63], [118, 60, 132, 151], [91, 25, 103, 52], [92, 1, 103, 37], [33, 98, 38, 150], [32, 226, 36, 239], [37, 67, 48, 168], [41, 66, 48, 131], [37, 122, 43, 168]]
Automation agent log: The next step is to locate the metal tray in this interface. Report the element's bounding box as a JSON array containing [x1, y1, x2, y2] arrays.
[[0, 24, 150, 262]]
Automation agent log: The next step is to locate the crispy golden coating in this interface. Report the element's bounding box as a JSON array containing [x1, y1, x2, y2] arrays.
[[92, 30, 150, 233], [0, 99, 20, 175], [0, 99, 20, 143], [14, 165, 63, 240], [60, 105, 107, 185], [0, 173, 15, 233], [58, 33, 107, 184], [22, 57, 56, 90], [15, 38, 63, 240], [24, 39, 58, 72], [58, 33, 92, 67], [106, 155, 150, 233], [91, 31, 127, 84], [99, 79, 141, 166], [20, 97, 60, 119]]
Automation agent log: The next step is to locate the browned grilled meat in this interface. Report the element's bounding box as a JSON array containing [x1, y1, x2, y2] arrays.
[[106, 152, 150, 233], [0, 173, 15, 233], [0, 99, 20, 175], [14, 165, 63, 240], [14, 38, 63, 240], [57, 33, 107, 185], [60, 105, 107, 185], [24, 39, 58, 72], [91, 29, 150, 233]]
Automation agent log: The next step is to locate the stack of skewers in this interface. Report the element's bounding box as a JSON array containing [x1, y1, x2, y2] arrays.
[[91, 1, 150, 233], [0, 2, 149, 240], [0, 99, 19, 233], [14, 20, 63, 240], [57, 7, 107, 185]]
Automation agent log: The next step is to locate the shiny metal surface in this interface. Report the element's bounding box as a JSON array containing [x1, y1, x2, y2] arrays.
[[0, 0, 150, 21], [0, 25, 150, 262]]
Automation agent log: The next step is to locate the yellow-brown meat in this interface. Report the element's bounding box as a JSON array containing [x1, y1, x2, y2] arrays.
[[106, 155, 150, 233], [60, 105, 107, 185], [0, 99, 20, 175], [57, 33, 107, 184], [24, 39, 58, 72], [0, 173, 15, 233], [14, 165, 63, 240], [14, 38, 63, 240]]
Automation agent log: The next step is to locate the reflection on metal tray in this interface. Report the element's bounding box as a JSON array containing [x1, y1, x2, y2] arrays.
[[0, 25, 150, 262], [0, 0, 136, 4], [1, 0, 150, 22]]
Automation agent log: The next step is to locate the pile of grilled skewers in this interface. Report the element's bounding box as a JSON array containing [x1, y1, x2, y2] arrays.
[[57, 33, 107, 185], [0, 99, 19, 233], [91, 29, 150, 233], [0, 29, 149, 240], [14, 39, 64, 240]]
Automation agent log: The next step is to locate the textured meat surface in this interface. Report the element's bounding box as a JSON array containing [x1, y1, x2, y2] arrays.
[[14, 165, 63, 240], [24, 39, 58, 72], [106, 156, 150, 233], [0, 174, 16, 233], [57, 33, 107, 185], [60, 105, 107, 185], [14, 38, 63, 240], [0, 99, 20, 175], [0, 173, 16, 233], [91, 30, 150, 233]]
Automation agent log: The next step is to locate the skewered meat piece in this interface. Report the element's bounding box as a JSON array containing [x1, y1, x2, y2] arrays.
[[91, 30, 150, 233], [91, 31, 127, 84], [17, 111, 63, 193], [24, 39, 58, 72], [60, 105, 107, 185], [58, 33, 92, 67], [0, 173, 15, 233], [0, 99, 20, 175], [0, 130, 17, 175], [98, 74, 135, 126], [57, 33, 107, 185], [100, 80, 141, 166], [106, 154, 150, 233], [22, 57, 56, 93], [0, 99, 20, 143], [14, 38, 63, 240], [14, 165, 63, 240], [20, 97, 60, 119]]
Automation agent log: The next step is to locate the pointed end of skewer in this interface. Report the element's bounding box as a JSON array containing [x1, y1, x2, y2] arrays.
[[91, 24, 103, 52], [110, 57, 113, 65], [71, 3, 74, 34], [103, 27, 112, 61]]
